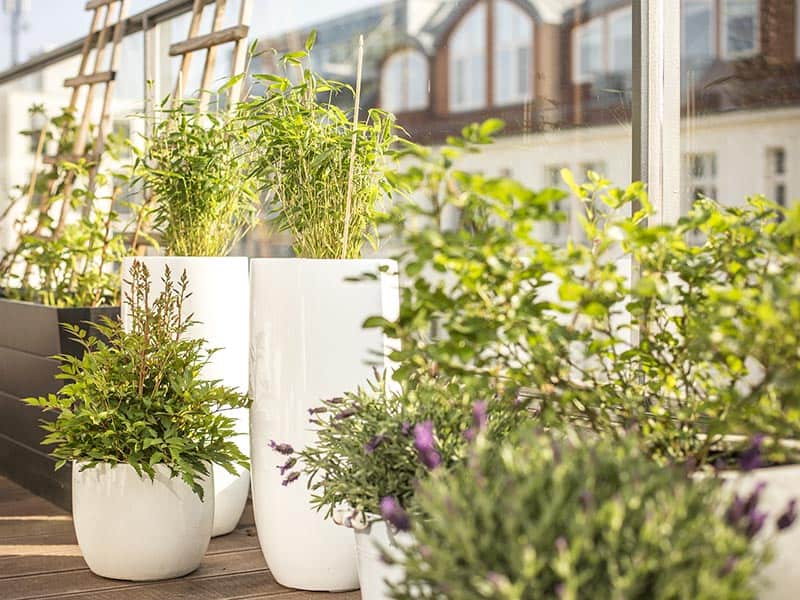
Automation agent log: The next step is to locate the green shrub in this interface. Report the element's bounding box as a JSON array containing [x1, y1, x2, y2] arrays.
[[24, 261, 250, 497], [392, 429, 779, 600], [372, 124, 800, 466], [243, 38, 397, 258], [136, 101, 261, 256]]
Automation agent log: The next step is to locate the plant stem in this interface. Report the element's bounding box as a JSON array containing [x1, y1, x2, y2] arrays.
[[341, 35, 364, 259]]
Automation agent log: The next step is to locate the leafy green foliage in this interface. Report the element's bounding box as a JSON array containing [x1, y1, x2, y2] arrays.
[[393, 429, 768, 600], [280, 374, 531, 518], [24, 261, 250, 497], [136, 101, 261, 256], [0, 106, 137, 307], [372, 124, 800, 466], [243, 41, 397, 258]]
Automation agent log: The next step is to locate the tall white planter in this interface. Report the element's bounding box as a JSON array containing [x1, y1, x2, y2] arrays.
[[121, 256, 250, 537], [726, 465, 800, 600], [72, 461, 213, 580], [250, 258, 399, 591]]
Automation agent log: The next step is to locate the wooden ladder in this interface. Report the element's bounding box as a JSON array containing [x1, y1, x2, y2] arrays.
[[170, 0, 253, 111], [36, 0, 130, 236]]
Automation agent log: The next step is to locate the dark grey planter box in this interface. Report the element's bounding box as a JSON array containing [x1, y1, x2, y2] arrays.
[[0, 298, 119, 510]]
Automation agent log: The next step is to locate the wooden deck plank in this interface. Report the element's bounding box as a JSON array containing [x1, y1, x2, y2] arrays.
[[0, 475, 359, 600]]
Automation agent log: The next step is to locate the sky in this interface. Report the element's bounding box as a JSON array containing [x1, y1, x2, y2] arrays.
[[0, 0, 387, 72]]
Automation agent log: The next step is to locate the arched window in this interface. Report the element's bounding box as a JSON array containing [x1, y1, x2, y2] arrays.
[[381, 49, 429, 113], [449, 2, 487, 112], [493, 0, 533, 106]]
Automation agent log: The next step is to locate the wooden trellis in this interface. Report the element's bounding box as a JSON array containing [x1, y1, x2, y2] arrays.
[[170, 0, 253, 111], [34, 0, 130, 235]]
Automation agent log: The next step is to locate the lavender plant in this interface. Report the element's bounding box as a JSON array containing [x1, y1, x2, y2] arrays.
[[391, 428, 796, 600], [273, 373, 532, 520]]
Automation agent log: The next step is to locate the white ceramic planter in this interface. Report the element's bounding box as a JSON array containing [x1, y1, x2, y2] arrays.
[[725, 465, 800, 600], [72, 461, 213, 580], [121, 256, 250, 537], [249, 258, 399, 591], [353, 517, 412, 600]]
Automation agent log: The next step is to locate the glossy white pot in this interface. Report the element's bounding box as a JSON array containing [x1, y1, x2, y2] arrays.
[[354, 517, 411, 600], [121, 256, 250, 537], [249, 258, 399, 591], [72, 461, 213, 580], [725, 465, 800, 600]]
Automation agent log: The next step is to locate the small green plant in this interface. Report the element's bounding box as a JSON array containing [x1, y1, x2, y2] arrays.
[[274, 373, 531, 519], [244, 36, 397, 258], [0, 106, 137, 307], [136, 100, 261, 256], [24, 261, 250, 497], [392, 428, 792, 600]]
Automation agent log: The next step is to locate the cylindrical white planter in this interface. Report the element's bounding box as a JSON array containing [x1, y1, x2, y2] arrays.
[[72, 461, 213, 580], [354, 518, 411, 600], [121, 256, 250, 537], [725, 465, 800, 600], [249, 258, 399, 591]]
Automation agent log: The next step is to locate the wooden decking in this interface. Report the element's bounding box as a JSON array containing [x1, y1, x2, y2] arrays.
[[0, 476, 360, 600]]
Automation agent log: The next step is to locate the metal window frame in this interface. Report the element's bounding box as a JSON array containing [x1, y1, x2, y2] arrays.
[[632, 0, 681, 225]]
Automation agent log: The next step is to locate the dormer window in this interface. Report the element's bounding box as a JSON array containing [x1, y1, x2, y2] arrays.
[[683, 0, 715, 60], [723, 0, 759, 59], [609, 7, 632, 74], [493, 0, 533, 106], [381, 49, 429, 113], [449, 2, 487, 112]]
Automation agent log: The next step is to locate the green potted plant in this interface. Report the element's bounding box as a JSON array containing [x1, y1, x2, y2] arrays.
[[390, 427, 795, 600], [273, 373, 532, 599], [370, 133, 800, 595], [243, 37, 399, 590], [131, 96, 261, 536], [24, 261, 249, 581], [0, 105, 137, 507]]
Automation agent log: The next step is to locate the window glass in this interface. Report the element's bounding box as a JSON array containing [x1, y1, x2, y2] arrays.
[[609, 8, 632, 73], [683, 0, 715, 60], [493, 0, 533, 106], [724, 0, 759, 58], [573, 19, 604, 83], [449, 2, 487, 112], [381, 49, 429, 113]]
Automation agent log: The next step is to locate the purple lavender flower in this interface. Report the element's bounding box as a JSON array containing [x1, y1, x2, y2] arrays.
[[579, 490, 593, 511], [364, 434, 386, 455], [414, 420, 442, 470], [739, 434, 765, 472], [725, 494, 746, 526], [743, 482, 766, 515], [720, 555, 738, 576], [555, 536, 568, 554], [277, 457, 297, 476], [269, 440, 294, 455], [746, 509, 767, 538], [380, 496, 411, 531], [335, 407, 357, 420], [472, 401, 488, 430], [281, 471, 300, 487], [308, 406, 327, 415], [777, 499, 797, 531], [400, 421, 413, 436]]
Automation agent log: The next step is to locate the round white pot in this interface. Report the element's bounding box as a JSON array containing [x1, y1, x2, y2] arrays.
[[249, 258, 399, 591], [725, 464, 800, 600], [353, 517, 412, 600], [72, 461, 213, 580], [121, 256, 250, 537]]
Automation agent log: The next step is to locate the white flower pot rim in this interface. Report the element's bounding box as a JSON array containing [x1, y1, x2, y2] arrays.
[[250, 257, 395, 263], [131, 255, 248, 261]]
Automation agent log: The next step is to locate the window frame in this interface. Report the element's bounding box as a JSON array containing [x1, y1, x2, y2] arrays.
[[681, 0, 716, 60], [608, 6, 633, 74], [381, 48, 430, 113]]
